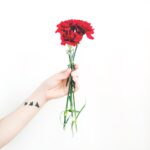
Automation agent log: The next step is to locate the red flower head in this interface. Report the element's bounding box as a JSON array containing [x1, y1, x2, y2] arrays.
[[55, 19, 94, 46]]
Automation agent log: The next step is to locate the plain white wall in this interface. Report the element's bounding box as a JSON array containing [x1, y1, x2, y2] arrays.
[[0, 0, 150, 150]]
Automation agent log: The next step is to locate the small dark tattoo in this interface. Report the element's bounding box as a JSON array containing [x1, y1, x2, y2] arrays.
[[24, 102, 28, 105], [24, 101, 40, 108], [29, 101, 33, 106], [35, 102, 40, 108]]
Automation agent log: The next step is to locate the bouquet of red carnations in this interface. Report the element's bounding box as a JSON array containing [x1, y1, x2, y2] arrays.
[[56, 19, 94, 133]]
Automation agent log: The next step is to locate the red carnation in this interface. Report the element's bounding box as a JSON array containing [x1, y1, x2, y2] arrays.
[[56, 19, 94, 46], [55, 19, 94, 133]]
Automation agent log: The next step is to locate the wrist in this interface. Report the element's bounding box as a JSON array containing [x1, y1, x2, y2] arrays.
[[27, 93, 47, 107]]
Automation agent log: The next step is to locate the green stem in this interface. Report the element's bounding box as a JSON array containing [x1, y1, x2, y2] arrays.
[[70, 80, 73, 117], [66, 45, 77, 86], [64, 45, 80, 133], [72, 88, 77, 131], [73, 45, 78, 61], [63, 82, 72, 129]]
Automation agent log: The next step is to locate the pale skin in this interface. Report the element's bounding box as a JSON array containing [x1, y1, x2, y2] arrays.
[[0, 65, 79, 148]]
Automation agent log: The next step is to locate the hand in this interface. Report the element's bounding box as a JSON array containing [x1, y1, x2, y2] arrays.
[[28, 65, 79, 106]]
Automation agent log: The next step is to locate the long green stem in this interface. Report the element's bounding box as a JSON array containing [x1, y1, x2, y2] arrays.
[[63, 82, 72, 129], [66, 45, 78, 86], [72, 89, 77, 132], [63, 45, 82, 133], [73, 45, 78, 60]]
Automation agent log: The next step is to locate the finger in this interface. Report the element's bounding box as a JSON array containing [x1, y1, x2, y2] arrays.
[[72, 76, 79, 91], [74, 64, 79, 70], [71, 70, 79, 78], [59, 67, 71, 74], [56, 68, 71, 80]]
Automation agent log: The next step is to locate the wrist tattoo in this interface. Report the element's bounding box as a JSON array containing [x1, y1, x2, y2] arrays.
[[24, 101, 40, 108]]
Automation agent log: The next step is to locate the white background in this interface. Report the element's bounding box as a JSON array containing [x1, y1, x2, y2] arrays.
[[0, 0, 150, 150]]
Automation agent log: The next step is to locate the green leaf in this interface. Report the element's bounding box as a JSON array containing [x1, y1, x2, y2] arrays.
[[76, 103, 86, 120]]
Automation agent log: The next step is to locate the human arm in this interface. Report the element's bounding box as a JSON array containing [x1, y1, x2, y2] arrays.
[[0, 65, 79, 148]]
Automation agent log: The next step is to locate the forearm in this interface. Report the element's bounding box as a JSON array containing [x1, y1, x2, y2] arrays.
[[0, 94, 46, 148]]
